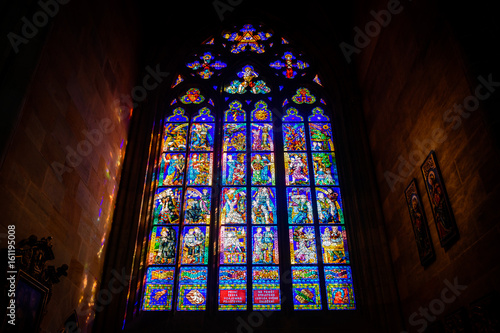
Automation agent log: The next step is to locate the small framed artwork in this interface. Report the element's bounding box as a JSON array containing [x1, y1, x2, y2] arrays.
[[404, 179, 435, 266], [420, 151, 459, 249], [15, 270, 49, 333]]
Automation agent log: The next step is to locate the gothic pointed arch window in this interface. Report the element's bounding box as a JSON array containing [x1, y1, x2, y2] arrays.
[[139, 23, 356, 312]]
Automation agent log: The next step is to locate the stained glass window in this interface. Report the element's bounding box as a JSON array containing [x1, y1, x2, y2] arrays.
[[141, 23, 355, 313]]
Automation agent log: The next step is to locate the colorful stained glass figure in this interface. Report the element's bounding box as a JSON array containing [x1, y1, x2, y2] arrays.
[[320, 226, 349, 264], [324, 266, 355, 310], [193, 107, 215, 122], [282, 107, 304, 122], [251, 123, 274, 151], [147, 226, 179, 265], [291, 88, 316, 104], [142, 267, 175, 311], [225, 100, 246, 122], [312, 74, 323, 86], [167, 107, 189, 122], [309, 122, 334, 151], [183, 187, 211, 224], [251, 187, 276, 225], [284, 153, 309, 185], [189, 123, 214, 151], [223, 123, 246, 151], [289, 226, 317, 264], [252, 266, 280, 310], [251, 100, 272, 121], [269, 51, 309, 79], [186, 52, 227, 79], [225, 65, 271, 94], [283, 123, 306, 151], [180, 226, 209, 264], [171, 74, 184, 88], [177, 267, 208, 311], [308, 107, 330, 122], [158, 153, 185, 186], [218, 266, 247, 311], [220, 187, 247, 224], [316, 187, 344, 224], [220, 226, 247, 264], [222, 153, 246, 186], [180, 88, 205, 104], [222, 24, 272, 54], [153, 188, 182, 225], [162, 123, 188, 152], [291, 267, 321, 310], [252, 226, 279, 264], [251, 153, 275, 186], [286, 187, 313, 224], [312, 152, 338, 186], [186, 153, 213, 186]]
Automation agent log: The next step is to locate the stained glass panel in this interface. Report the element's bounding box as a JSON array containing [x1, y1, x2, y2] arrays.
[[252, 266, 280, 310], [153, 188, 182, 225], [222, 153, 246, 186], [220, 187, 247, 224], [286, 187, 313, 224], [158, 153, 185, 186], [251, 123, 274, 151], [312, 152, 338, 186], [309, 123, 334, 151], [283, 123, 306, 151], [252, 226, 279, 264], [251, 153, 275, 186], [147, 226, 179, 265], [186, 153, 213, 186], [223, 123, 246, 151], [218, 266, 247, 310], [251, 187, 276, 224], [324, 266, 355, 310], [162, 123, 188, 152], [180, 226, 209, 265], [316, 187, 344, 224], [284, 153, 309, 186], [176, 267, 208, 311], [183, 187, 211, 224], [320, 226, 349, 264], [225, 100, 246, 122], [142, 267, 175, 311], [219, 226, 247, 264], [251, 100, 272, 121], [291, 267, 321, 310], [189, 123, 214, 151], [289, 226, 317, 264]]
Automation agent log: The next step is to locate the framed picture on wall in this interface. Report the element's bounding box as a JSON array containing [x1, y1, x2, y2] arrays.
[[420, 151, 459, 249], [404, 178, 435, 266]]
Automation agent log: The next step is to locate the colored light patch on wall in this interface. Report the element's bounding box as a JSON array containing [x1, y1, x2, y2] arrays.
[[147, 226, 179, 265], [219, 266, 247, 311], [177, 267, 208, 311], [222, 153, 247, 186], [287, 187, 314, 224], [219, 226, 247, 264], [291, 267, 321, 310], [284, 153, 309, 185], [186, 153, 213, 186], [289, 226, 318, 264], [158, 153, 185, 186], [283, 123, 306, 151], [315, 187, 344, 224], [152, 187, 182, 225], [309, 123, 334, 151], [312, 152, 338, 186], [251, 187, 276, 225], [189, 123, 215, 151], [252, 266, 280, 310], [250, 153, 275, 186], [162, 123, 188, 152], [180, 226, 209, 265], [320, 226, 350, 264], [220, 187, 247, 224], [183, 187, 211, 224], [251, 123, 274, 151], [223, 123, 247, 151], [252, 226, 279, 264]]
